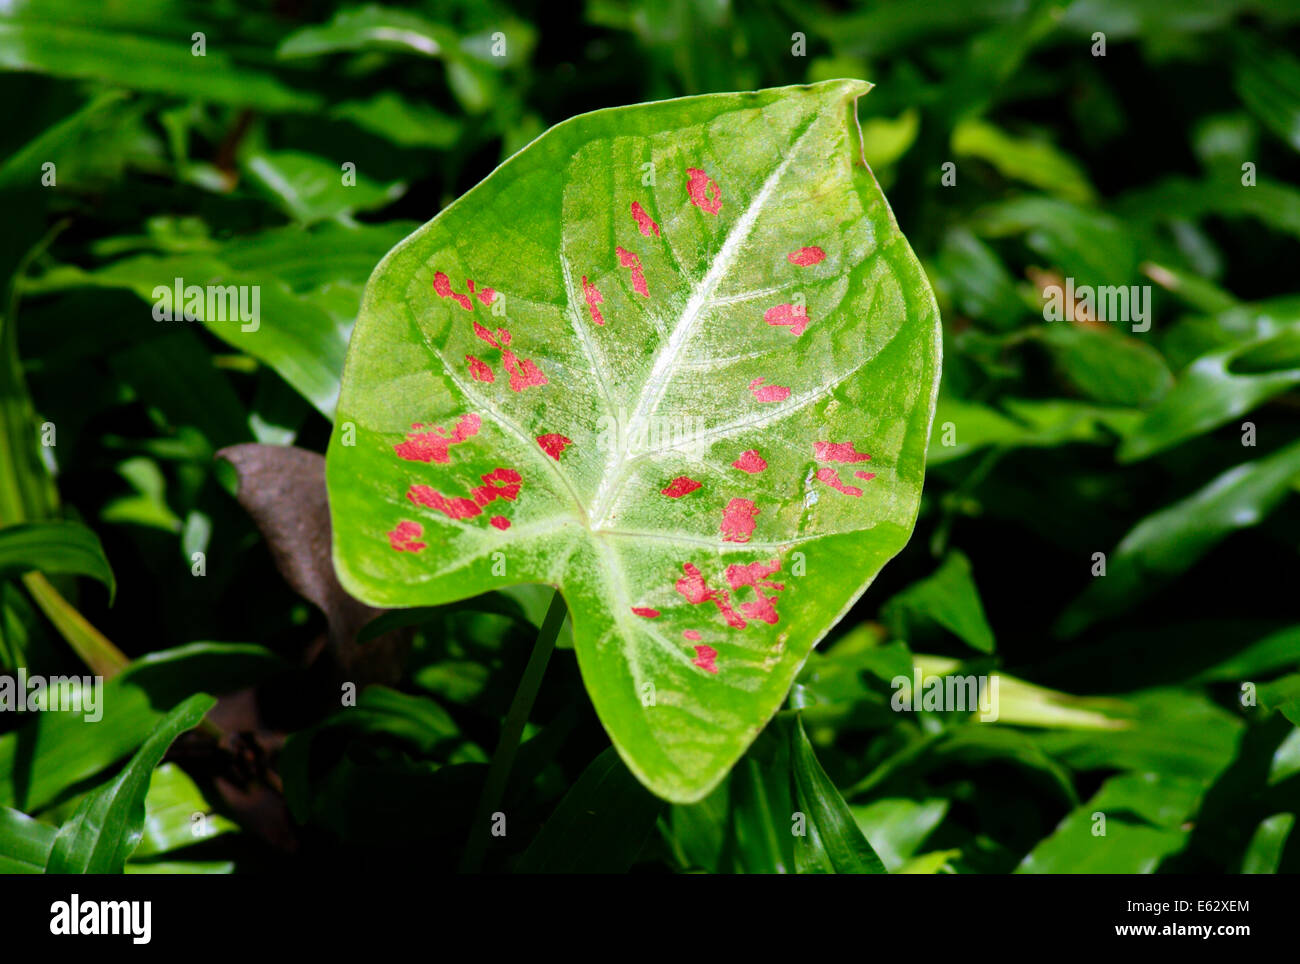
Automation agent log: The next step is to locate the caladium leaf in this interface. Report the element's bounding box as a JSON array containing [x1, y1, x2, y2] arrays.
[[326, 79, 941, 803]]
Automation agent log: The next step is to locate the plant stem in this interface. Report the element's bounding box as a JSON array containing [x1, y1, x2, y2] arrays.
[[22, 572, 129, 677], [459, 588, 567, 873]]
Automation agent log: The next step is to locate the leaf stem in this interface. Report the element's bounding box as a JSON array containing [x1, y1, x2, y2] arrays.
[[459, 588, 567, 873]]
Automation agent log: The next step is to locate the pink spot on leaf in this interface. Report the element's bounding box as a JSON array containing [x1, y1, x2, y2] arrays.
[[683, 630, 702, 641], [476, 285, 497, 306], [739, 596, 780, 625], [616, 246, 649, 297], [537, 434, 572, 460], [721, 498, 759, 543], [855, 470, 876, 481], [631, 201, 660, 237], [581, 276, 605, 326], [632, 607, 660, 618], [676, 563, 746, 629], [471, 467, 522, 506], [764, 303, 809, 337], [408, 467, 522, 523], [501, 348, 548, 392], [693, 644, 719, 673], [816, 467, 863, 498], [813, 441, 872, 463], [407, 487, 482, 520], [788, 246, 825, 266], [686, 168, 722, 215], [725, 559, 784, 593], [393, 413, 481, 464], [466, 355, 495, 383], [489, 515, 511, 530], [726, 559, 785, 626], [748, 378, 790, 403], [387, 521, 426, 553], [433, 271, 473, 311], [732, 450, 768, 474], [661, 476, 702, 498]]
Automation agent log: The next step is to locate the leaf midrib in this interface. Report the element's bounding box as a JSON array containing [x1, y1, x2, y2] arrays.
[[585, 114, 824, 530]]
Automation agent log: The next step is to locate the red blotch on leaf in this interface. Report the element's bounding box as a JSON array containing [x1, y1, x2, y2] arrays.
[[408, 467, 522, 522], [692, 644, 719, 674], [616, 246, 649, 297], [631, 607, 660, 618], [631, 201, 660, 237], [394, 413, 481, 464], [676, 563, 745, 629], [721, 498, 759, 543], [501, 347, 548, 392], [764, 303, 809, 337], [471, 467, 522, 506], [749, 378, 790, 403], [727, 559, 785, 625], [433, 271, 473, 311], [407, 487, 482, 520], [814, 441, 871, 463], [466, 355, 495, 383], [732, 449, 767, 474], [855, 470, 876, 481], [536, 434, 572, 460], [388, 521, 426, 553], [686, 167, 722, 214], [489, 515, 511, 530], [725, 559, 784, 593], [788, 246, 825, 266], [661, 476, 702, 498], [581, 276, 605, 326], [683, 630, 702, 641], [816, 467, 863, 498], [740, 596, 780, 624]]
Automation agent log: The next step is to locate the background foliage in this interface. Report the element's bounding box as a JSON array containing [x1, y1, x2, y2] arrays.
[[2, 0, 1300, 874]]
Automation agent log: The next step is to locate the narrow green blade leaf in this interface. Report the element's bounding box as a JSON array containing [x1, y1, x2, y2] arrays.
[[0, 804, 57, 873], [1241, 813, 1295, 874], [46, 693, 215, 874], [0, 520, 115, 603], [786, 714, 887, 874], [327, 80, 941, 802]]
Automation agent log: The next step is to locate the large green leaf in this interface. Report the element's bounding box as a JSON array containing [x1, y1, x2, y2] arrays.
[[46, 693, 214, 874], [326, 80, 941, 802]]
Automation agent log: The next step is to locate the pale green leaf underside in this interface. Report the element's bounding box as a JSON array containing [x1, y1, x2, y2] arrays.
[[326, 80, 941, 802]]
